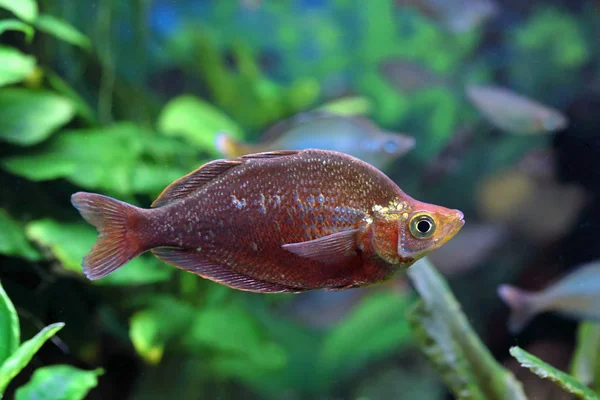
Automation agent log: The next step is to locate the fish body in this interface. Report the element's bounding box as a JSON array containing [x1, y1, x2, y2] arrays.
[[499, 261, 600, 333], [396, 0, 498, 33], [215, 112, 416, 171], [72, 150, 463, 293], [477, 167, 587, 243], [380, 58, 450, 93], [466, 85, 568, 135]]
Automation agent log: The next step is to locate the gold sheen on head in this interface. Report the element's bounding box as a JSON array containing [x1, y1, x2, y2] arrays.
[[370, 198, 464, 264], [396, 199, 464, 259]]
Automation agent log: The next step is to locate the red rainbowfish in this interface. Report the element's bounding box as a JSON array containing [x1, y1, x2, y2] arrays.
[[72, 149, 464, 293]]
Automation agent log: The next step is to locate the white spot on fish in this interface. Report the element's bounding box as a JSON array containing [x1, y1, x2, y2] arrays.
[[231, 195, 246, 209]]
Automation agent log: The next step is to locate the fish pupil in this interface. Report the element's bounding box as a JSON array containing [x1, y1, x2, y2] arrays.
[[417, 220, 432, 234]]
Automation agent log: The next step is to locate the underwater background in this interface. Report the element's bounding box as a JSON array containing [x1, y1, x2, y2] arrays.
[[1, 0, 600, 399]]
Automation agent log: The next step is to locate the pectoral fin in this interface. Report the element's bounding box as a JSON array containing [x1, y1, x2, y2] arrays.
[[282, 229, 360, 265]]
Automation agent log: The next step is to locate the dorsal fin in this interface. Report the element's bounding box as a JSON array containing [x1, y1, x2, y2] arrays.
[[152, 150, 302, 208], [152, 159, 242, 207], [240, 150, 301, 160]]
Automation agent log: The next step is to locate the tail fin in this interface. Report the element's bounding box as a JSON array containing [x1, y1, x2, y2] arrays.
[[214, 132, 257, 157], [498, 284, 537, 334], [71, 192, 144, 280]]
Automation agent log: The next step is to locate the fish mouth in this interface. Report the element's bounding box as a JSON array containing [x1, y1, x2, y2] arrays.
[[452, 209, 465, 227], [444, 210, 465, 242]]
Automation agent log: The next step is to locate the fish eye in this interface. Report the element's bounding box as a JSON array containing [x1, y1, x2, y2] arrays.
[[409, 214, 436, 239], [383, 140, 400, 154]]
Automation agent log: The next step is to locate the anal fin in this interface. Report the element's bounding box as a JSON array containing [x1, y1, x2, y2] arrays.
[[152, 247, 304, 293], [282, 229, 360, 265]]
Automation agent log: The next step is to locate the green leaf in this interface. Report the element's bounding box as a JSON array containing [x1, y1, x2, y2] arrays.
[[513, 8, 589, 69], [157, 95, 243, 155], [0, 20, 34, 42], [15, 365, 103, 400], [45, 70, 96, 125], [129, 297, 195, 364], [34, 15, 91, 50], [407, 259, 527, 400], [0, 323, 64, 394], [2, 124, 194, 196], [26, 219, 172, 285], [0, 89, 75, 146], [510, 346, 600, 399], [318, 290, 412, 381], [0, 46, 36, 87], [0, 281, 19, 367], [0, 0, 38, 22], [0, 209, 40, 261], [407, 301, 486, 400], [571, 323, 600, 390], [182, 301, 286, 382]]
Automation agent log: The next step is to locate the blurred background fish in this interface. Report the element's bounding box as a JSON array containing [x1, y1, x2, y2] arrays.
[[499, 260, 600, 333], [215, 111, 416, 171], [517, 147, 557, 182], [466, 85, 569, 135], [239, 0, 262, 11], [476, 161, 588, 244], [380, 59, 451, 94], [395, 0, 499, 33]]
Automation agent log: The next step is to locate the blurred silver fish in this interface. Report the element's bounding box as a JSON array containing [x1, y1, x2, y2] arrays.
[[428, 223, 508, 277], [517, 148, 557, 182], [215, 111, 416, 171], [476, 166, 587, 243], [499, 260, 600, 333], [240, 0, 261, 10], [380, 59, 449, 93], [466, 85, 568, 135], [396, 0, 499, 33]]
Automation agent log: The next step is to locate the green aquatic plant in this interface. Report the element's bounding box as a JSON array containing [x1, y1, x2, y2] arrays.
[[508, 6, 589, 98], [408, 258, 600, 400], [0, 210, 40, 261], [571, 322, 600, 392], [165, 29, 320, 134], [25, 219, 172, 285], [0, 282, 102, 399], [157, 95, 243, 156], [511, 346, 600, 400], [353, 0, 485, 161], [0, 1, 37, 23], [513, 7, 589, 70], [2, 123, 199, 197], [407, 258, 527, 400]]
